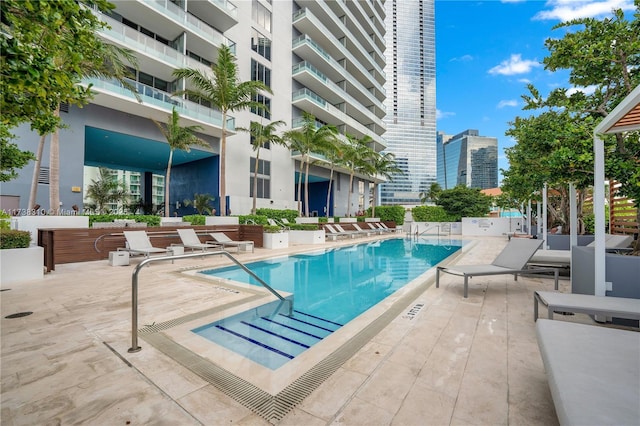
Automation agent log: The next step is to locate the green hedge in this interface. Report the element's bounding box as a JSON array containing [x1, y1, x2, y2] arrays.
[[239, 215, 269, 225], [0, 229, 31, 249], [411, 205, 455, 222], [86, 214, 161, 227], [255, 208, 298, 223], [263, 225, 281, 233], [0, 211, 10, 230], [183, 215, 206, 225], [368, 205, 405, 225], [289, 224, 320, 231]]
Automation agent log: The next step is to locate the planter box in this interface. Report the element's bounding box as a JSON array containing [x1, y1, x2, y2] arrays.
[[0, 246, 44, 283], [14, 216, 89, 246], [295, 217, 319, 224], [263, 232, 289, 249], [289, 230, 325, 245], [205, 216, 239, 226]]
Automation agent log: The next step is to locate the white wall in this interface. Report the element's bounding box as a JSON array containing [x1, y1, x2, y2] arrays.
[[13, 216, 89, 246], [461, 217, 524, 237]]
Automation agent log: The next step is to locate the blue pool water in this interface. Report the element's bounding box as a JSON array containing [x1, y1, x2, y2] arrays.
[[193, 238, 461, 369]]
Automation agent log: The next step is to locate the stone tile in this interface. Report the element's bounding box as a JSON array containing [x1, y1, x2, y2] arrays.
[[178, 384, 261, 425], [342, 340, 393, 376], [391, 382, 455, 425], [354, 360, 416, 414], [330, 397, 395, 426], [297, 367, 368, 420]]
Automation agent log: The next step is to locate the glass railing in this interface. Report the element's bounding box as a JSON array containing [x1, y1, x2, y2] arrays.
[[84, 77, 234, 131], [292, 88, 327, 107], [207, 0, 238, 18], [145, 0, 228, 47], [292, 62, 327, 82]]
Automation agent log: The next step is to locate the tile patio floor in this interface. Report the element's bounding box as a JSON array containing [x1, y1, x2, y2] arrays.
[[1, 235, 585, 425]]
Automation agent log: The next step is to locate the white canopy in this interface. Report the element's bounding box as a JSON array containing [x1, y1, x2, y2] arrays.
[[592, 84, 640, 295]]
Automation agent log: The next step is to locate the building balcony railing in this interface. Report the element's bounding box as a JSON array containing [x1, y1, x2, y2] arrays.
[[97, 12, 210, 76], [84, 77, 235, 133], [141, 0, 232, 50]]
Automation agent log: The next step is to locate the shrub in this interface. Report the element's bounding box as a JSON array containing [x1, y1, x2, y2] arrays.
[[411, 205, 455, 222], [369, 205, 405, 225], [87, 214, 161, 227], [0, 229, 31, 249], [0, 211, 10, 230], [289, 224, 320, 231], [263, 225, 281, 233], [183, 214, 206, 225], [239, 215, 269, 225], [255, 208, 298, 223]]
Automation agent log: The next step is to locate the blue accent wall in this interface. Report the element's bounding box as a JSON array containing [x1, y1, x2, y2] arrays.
[[171, 156, 219, 216], [299, 181, 330, 217]]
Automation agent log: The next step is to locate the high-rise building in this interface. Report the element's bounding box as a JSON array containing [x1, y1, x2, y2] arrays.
[[1, 1, 387, 217], [380, 0, 437, 206], [437, 129, 498, 190]]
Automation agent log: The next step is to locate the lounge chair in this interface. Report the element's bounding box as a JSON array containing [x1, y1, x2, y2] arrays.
[[324, 224, 357, 240], [365, 222, 384, 234], [373, 222, 394, 233], [536, 319, 640, 426], [353, 223, 376, 236], [533, 290, 640, 322], [121, 230, 168, 258], [436, 238, 559, 298], [177, 228, 220, 252], [208, 232, 254, 253], [335, 224, 367, 237], [528, 233, 633, 268]]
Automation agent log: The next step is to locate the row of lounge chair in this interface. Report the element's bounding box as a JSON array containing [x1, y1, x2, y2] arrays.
[[119, 229, 254, 258], [324, 222, 397, 240], [435, 236, 639, 425]]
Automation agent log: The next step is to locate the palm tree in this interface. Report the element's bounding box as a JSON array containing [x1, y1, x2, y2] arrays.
[[243, 120, 286, 214], [343, 135, 376, 217], [368, 152, 402, 217], [420, 182, 442, 204], [320, 139, 342, 218], [173, 45, 271, 216], [183, 193, 215, 215], [152, 107, 208, 217], [284, 113, 338, 217], [84, 168, 128, 214]]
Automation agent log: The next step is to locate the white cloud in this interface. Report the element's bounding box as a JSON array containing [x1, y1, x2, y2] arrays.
[[566, 85, 598, 96], [534, 0, 635, 21], [450, 54, 474, 62], [488, 54, 541, 76], [497, 99, 518, 109], [436, 109, 455, 120], [518, 78, 531, 84]]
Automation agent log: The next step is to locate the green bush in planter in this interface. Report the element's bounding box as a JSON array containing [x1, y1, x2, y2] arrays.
[[86, 214, 161, 227], [0, 229, 31, 249], [263, 225, 282, 233], [0, 211, 10, 230], [239, 215, 268, 225], [255, 208, 298, 223], [411, 205, 455, 222], [183, 214, 206, 225], [289, 224, 320, 231], [367, 205, 405, 225]]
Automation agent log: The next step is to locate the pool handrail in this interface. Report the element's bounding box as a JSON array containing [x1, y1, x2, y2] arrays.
[[128, 250, 292, 353]]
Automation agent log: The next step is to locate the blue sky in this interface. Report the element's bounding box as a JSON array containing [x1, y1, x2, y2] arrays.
[[435, 0, 636, 181]]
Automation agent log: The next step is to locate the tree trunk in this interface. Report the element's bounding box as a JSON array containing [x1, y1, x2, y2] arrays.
[[164, 149, 173, 217], [49, 105, 61, 214], [296, 159, 303, 217], [252, 148, 260, 215], [371, 182, 377, 218], [28, 134, 47, 210], [325, 167, 334, 218], [304, 155, 310, 217], [219, 112, 227, 216], [346, 172, 354, 217]]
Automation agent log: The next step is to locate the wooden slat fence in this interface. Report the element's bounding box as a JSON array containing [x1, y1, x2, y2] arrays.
[[38, 225, 264, 272], [609, 181, 639, 236]]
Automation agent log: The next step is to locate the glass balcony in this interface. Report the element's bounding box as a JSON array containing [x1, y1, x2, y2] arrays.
[[84, 77, 235, 132]]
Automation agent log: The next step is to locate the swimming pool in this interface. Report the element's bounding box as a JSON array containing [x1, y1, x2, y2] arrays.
[[193, 238, 462, 369]]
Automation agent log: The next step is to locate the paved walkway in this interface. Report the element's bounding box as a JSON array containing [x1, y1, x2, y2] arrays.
[[1, 236, 576, 425]]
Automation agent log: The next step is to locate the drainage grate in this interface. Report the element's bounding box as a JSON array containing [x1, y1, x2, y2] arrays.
[[5, 311, 33, 319], [139, 277, 434, 423]]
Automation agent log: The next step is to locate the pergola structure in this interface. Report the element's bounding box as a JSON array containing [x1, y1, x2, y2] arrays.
[[592, 84, 640, 295]]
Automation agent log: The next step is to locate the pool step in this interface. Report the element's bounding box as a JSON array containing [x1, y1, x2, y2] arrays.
[[193, 309, 341, 369]]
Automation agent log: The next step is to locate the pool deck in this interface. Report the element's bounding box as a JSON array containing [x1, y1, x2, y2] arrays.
[[0, 235, 599, 425]]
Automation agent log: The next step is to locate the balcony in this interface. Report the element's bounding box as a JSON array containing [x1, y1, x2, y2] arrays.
[[84, 77, 235, 138], [186, 0, 238, 33]]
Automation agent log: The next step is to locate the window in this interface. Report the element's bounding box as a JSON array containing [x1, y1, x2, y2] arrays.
[[251, 28, 271, 60], [251, 59, 271, 87], [249, 158, 271, 199], [251, 94, 271, 119], [252, 0, 271, 32]]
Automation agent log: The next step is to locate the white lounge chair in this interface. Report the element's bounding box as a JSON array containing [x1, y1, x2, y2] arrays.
[[528, 233, 633, 267], [121, 230, 167, 258], [208, 232, 254, 253], [324, 224, 356, 240], [536, 319, 640, 426], [436, 238, 559, 298], [353, 223, 376, 236], [177, 228, 220, 252], [365, 222, 384, 234], [334, 224, 366, 237], [533, 290, 640, 322]]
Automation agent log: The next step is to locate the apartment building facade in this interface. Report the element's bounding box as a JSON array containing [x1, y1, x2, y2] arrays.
[[437, 129, 498, 190], [380, 0, 437, 206], [1, 0, 387, 217]]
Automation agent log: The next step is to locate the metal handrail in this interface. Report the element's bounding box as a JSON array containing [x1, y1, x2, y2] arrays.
[[128, 250, 292, 353]]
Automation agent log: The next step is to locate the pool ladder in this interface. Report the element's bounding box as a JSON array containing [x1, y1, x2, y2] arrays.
[[127, 250, 292, 353]]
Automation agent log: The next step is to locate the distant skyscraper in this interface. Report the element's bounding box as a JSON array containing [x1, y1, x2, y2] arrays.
[[437, 130, 498, 190], [380, 0, 436, 206]]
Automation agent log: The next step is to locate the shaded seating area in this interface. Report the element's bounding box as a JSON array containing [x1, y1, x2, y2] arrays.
[[177, 229, 220, 252], [535, 319, 640, 426], [208, 232, 254, 253], [436, 239, 559, 298], [120, 230, 168, 258]]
